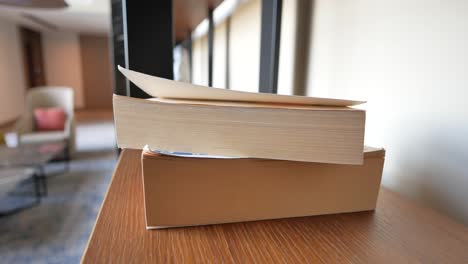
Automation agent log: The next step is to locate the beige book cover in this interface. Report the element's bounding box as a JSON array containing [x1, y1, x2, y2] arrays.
[[141, 147, 385, 229]]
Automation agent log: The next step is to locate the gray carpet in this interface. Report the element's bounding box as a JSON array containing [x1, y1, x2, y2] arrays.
[[0, 119, 117, 263]]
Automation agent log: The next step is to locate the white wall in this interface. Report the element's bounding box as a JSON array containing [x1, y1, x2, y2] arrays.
[[42, 31, 84, 109], [213, 21, 227, 88], [229, 0, 261, 93], [307, 0, 468, 224], [0, 18, 26, 124], [192, 35, 208, 86], [277, 0, 298, 95]]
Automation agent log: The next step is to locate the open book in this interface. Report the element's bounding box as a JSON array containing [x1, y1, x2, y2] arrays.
[[114, 67, 366, 164]]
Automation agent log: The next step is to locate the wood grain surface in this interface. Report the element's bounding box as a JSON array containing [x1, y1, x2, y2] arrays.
[[82, 149, 468, 263]]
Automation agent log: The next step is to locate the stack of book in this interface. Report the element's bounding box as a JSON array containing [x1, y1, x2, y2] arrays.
[[114, 66, 385, 229]]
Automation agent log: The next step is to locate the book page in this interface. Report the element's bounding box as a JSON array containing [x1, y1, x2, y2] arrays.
[[118, 66, 365, 107], [152, 97, 361, 111], [143, 145, 241, 159]]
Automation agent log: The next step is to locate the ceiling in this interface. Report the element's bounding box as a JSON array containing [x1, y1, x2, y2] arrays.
[[174, 0, 224, 41], [0, 0, 226, 38], [0, 0, 111, 34]]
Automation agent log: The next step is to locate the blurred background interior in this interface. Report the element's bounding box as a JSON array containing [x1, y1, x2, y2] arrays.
[[0, 0, 467, 262]]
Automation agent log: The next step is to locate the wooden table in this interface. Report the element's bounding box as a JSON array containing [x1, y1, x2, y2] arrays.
[[83, 149, 468, 263]]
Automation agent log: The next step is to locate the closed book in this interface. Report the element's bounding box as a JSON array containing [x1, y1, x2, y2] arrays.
[[141, 147, 385, 229]]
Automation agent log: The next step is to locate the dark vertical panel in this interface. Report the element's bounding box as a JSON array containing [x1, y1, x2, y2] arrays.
[[110, 0, 127, 95], [187, 32, 193, 82], [293, 0, 313, 96], [259, 0, 282, 94], [208, 8, 214, 87], [123, 0, 174, 98], [20, 27, 46, 88], [225, 16, 231, 89]]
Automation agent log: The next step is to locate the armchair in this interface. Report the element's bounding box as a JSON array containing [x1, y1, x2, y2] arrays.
[[15, 87, 75, 157]]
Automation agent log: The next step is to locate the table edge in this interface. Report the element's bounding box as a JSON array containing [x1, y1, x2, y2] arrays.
[[81, 149, 126, 263]]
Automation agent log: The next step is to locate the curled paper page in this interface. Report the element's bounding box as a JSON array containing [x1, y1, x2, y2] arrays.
[[118, 66, 365, 107], [143, 145, 241, 159]]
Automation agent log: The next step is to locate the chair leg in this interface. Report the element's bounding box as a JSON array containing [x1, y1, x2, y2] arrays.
[[33, 172, 42, 202], [39, 166, 47, 197], [64, 141, 70, 172]]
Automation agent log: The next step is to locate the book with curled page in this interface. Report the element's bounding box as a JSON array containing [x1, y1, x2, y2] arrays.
[[141, 145, 385, 229], [114, 67, 366, 164], [118, 66, 365, 106]]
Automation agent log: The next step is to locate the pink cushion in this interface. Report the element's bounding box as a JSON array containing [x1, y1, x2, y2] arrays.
[[33, 107, 66, 132]]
